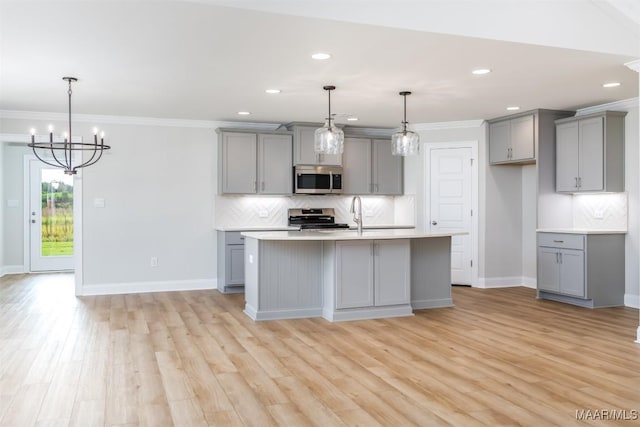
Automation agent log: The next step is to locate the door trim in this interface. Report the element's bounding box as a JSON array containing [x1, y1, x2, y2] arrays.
[[424, 141, 479, 287]]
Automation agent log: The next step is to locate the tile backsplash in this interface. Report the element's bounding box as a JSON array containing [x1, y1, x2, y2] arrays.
[[572, 193, 627, 230], [214, 195, 415, 228]]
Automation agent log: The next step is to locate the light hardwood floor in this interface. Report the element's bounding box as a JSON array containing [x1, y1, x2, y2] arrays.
[[1, 273, 639, 426]]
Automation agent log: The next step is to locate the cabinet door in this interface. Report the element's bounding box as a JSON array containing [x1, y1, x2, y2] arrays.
[[293, 126, 342, 166], [227, 245, 245, 285], [372, 139, 403, 195], [489, 120, 510, 164], [335, 241, 374, 309], [342, 137, 372, 194], [556, 122, 580, 192], [258, 134, 293, 194], [374, 240, 410, 306], [578, 117, 604, 192], [221, 132, 257, 194], [537, 247, 560, 292], [510, 114, 535, 161], [559, 249, 585, 297]]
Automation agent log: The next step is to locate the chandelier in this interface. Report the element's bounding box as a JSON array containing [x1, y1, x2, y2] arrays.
[[391, 91, 420, 156], [29, 77, 110, 175], [314, 85, 344, 155]]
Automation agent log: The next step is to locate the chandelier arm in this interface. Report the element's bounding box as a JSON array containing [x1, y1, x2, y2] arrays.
[[50, 142, 71, 170], [75, 143, 104, 170], [32, 147, 66, 169]]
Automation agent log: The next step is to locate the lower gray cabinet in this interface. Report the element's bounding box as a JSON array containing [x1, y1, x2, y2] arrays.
[[335, 239, 410, 309], [217, 231, 245, 294], [537, 232, 624, 307]]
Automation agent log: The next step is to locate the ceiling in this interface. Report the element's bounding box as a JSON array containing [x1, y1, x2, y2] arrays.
[[1, 0, 638, 128]]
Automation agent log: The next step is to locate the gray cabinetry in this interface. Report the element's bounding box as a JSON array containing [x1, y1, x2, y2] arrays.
[[335, 239, 410, 309], [218, 129, 292, 194], [536, 232, 624, 307], [288, 124, 342, 166], [343, 137, 403, 195], [489, 113, 535, 164], [217, 231, 246, 294], [555, 111, 626, 193]]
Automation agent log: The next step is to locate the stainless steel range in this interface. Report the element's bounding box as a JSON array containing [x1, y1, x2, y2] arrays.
[[288, 208, 350, 230]]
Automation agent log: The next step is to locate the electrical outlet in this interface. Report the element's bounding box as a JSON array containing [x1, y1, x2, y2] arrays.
[[594, 209, 604, 219], [258, 210, 268, 218], [364, 209, 374, 217], [150, 257, 158, 267]]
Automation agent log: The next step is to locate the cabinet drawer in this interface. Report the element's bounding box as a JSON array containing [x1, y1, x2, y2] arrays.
[[225, 231, 246, 245], [538, 233, 584, 250]]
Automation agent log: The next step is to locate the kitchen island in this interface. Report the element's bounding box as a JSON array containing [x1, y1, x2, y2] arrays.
[[241, 229, 465, 322]]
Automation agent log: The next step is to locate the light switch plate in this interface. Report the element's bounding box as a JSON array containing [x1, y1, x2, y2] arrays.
[[7, 199, 19, 208], [94, 198, 105, 208]]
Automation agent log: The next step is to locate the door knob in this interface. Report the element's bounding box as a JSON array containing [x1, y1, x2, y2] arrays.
[[431, 221, 438, 225]]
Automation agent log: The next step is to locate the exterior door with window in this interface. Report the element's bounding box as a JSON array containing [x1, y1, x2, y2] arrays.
[[30, 160, 74, 271]]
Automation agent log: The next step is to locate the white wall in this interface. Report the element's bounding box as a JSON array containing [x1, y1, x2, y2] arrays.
[[0, 140, 5, 275], [521, 164, 537, 285], [0, 117, 217, 294]]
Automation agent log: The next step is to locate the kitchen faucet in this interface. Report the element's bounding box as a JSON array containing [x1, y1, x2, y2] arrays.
[[350, 195, 363, 234]]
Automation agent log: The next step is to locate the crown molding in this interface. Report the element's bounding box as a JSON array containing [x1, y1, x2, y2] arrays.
[[625, 59, 640, 72], [412, 119, 485, 131], [575, 97, 639, 116], [0, 110, 282, 130]]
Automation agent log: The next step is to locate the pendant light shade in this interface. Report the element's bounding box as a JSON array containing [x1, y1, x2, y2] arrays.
[[314, 85, 344, 155], [391, 91, 420, 156]]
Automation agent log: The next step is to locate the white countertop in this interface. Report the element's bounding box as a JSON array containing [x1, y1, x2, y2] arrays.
[[217, 224, 415, 232], [536, 228, 627, 235], [241, 229, 465, 241]]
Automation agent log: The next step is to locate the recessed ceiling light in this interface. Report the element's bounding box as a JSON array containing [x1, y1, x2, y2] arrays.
[[265, 89, 281, 94], [506, 106, 520, 111], [472, 68, 491, 75], [311, 52, 331, 60], [347, 117, 359, 121], [602, 82, 621, 88], [237, 111, 251, 115]]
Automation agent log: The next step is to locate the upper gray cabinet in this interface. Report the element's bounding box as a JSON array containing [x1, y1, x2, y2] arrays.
[[343, 137, 403, 195], [555, 111, 626, 193], [488, 113, 535, 164], [218, 130, 293, 195], [288, 124, 342, 166]]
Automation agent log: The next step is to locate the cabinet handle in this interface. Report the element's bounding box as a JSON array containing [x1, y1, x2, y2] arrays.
[[552, 240, 564, 243], [578, 177, 582, 188], [574, 177, 578, 188], [556, 252, 559, 263], [261, 181, 265, 191], [559, 252, 563, 264], [254, 181, 257, 191]]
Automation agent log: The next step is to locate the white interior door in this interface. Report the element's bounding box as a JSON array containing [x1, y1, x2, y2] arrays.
[[429, 147, 472, 285], [29, 160, 74, 271]]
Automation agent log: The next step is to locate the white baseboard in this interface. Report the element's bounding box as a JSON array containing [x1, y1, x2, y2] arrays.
[[624, 293, 640, 309], [79, 278, 217, 296], [0, 265, 26, 277], [477, 276, 536, 289]]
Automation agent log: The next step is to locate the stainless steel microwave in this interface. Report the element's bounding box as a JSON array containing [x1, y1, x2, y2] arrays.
[[294, 165, 343, 194]]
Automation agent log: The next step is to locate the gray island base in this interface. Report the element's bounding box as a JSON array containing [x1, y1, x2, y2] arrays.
[[241, 229, 465, 322]]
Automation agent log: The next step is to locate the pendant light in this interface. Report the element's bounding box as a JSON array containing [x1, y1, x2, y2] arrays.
[[28, 77, 111, 175], [314, 85, 344, 155], [391, 91, 420, 156]]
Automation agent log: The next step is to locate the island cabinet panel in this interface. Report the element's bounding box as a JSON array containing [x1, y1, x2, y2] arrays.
[[330, 239, 411, 318], [335, 241, 374, 309]]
